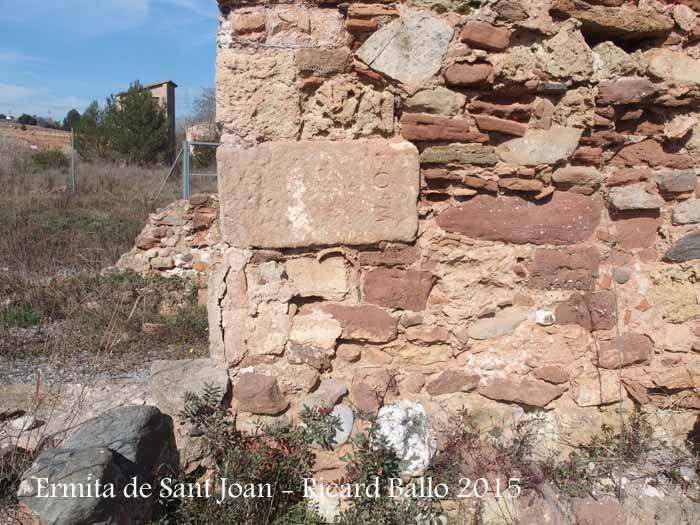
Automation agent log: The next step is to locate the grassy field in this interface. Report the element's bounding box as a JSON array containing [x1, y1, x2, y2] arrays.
[[0, 137, 216, 383]]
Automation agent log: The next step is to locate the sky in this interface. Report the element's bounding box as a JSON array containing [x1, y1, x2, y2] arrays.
[[0, 0, 218, 123]]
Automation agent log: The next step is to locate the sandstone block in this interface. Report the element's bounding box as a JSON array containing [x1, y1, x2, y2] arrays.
[[527, 247, 600, 291], [478, 378, 567, 408], [295, 48, 351, 76], [596, 78, 656, 106], [286, 256, 349, 300], [218, 139, 419, 248], [656, 170, 697, 194], [350, 382, 383, 413], [289, 310, 342, 350], [533, 366, 569, 385], [363, 269, 434, 311], [612, 141, 694, 170], [444, 63, 493, 86], [235, 373, 288, 415], [400, 113, 488, 142], [436, 193, 602, 245], [216, 49, 300, 144], [420, 143, 497, 166], [405, 325, 450, 344], [573, 371, 623, 406], [287, 343, 332, 371], [232, 11, 265, 35], [322, 304, 398, 343], [646, 48, 700, 84], [555, 291, 616, 331], [550, 0, 673, 42], [608, 186, 664, 211], [356, 12, 453, 85], [496, 126, 582, 166], [552, 166, 602, 192], [473, 114, 527, 136], [595, 333, 653, 369], [266, 6, 347, 48], [404, 87, 466, 116], [611, 211, 660, 250], [460, 21, 511, 51], [493, 0, 528, 21], [359, 243, 419, 267], [672, 199, 700, 225], [301, 78, 394, 140], [426, 370, 480, 396], [498, 178, 544, 193]]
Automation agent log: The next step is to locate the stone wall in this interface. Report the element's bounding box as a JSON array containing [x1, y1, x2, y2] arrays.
[[116, 194, 220, 280], [211, 0, 700, 461]]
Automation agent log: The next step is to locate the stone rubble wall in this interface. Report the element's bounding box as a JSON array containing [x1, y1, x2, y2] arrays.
[[211, 0, 700, 462], [116, 193, 221, 280]]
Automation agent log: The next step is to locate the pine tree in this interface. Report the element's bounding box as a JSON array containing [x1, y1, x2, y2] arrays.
[[106, 81, 169, 165]]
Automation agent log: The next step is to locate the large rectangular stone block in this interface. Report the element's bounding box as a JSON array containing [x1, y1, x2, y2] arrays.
[[218, 139, 420, 248]]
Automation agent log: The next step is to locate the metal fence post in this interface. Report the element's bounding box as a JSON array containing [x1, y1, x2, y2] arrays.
[[182, 140, 190, 200], [70, 128, 76, 193]]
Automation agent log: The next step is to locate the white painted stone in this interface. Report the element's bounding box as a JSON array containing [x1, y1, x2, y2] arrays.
[[535, 309, 556, 326], [376, 400, 437, 476]]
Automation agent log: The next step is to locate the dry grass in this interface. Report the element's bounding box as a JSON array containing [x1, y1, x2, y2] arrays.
[[0, 137, 215, 380]]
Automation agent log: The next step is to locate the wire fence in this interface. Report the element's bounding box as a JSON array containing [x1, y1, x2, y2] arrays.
[[153, 140, 220, 203]]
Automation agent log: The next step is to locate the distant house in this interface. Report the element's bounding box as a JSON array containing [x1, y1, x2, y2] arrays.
[[115, 80, 177, 163]]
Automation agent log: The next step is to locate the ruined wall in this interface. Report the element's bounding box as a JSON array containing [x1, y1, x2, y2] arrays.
[[211, 0, 700, 461], [116, 194, 220, 279]]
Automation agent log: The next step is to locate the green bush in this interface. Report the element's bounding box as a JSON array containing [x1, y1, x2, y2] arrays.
[[0, 302, 42, 329], [32, 149, 69, 171], [152, 386, 339, 524]]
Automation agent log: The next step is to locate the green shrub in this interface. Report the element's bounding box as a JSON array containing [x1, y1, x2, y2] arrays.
[[32, 149, 70, 171], [0, 447, 34, 516], [0, 302, 42, 329], [152, 386, 339, 524]]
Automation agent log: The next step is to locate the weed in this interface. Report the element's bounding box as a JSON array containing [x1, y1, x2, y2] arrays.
[[545, 408, 653, 497], [0, 302, 42, 329], [31, 149, 69, 171], [151, 386, 339, 524]]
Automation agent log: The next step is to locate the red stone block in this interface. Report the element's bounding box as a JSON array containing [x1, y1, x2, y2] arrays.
[[436, 193, 603, 245], [400, 113, 489, 142], [460, 21, 511, 51], [363, 269, 435, 311]]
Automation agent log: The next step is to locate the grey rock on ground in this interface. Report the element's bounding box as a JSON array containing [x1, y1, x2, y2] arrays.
[[18, 405, 177, 525]]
